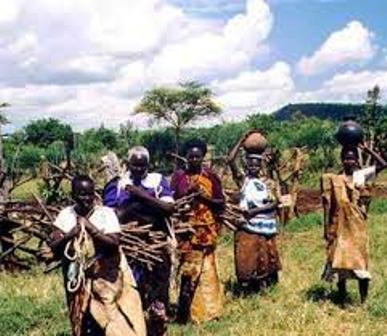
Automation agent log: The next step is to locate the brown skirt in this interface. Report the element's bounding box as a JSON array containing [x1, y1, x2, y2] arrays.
[[234, 230, 281, 283]]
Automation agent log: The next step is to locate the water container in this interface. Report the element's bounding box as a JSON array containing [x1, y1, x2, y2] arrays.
[[336, 120, 364, 146], [243, 131, 268, 154]]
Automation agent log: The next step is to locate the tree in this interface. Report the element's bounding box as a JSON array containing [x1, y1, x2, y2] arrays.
[[134, 81, 222, 154], [23, 118, 73, 147], [360, 85, 387, 157]]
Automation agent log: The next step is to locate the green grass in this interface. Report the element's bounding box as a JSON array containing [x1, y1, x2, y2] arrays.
[[1, 198, 387, 335], [10, 178, 41, 200], [0, 270, 70, 336]]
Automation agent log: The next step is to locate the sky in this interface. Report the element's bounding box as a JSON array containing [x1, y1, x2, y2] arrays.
[[0, 0, 387, 132]]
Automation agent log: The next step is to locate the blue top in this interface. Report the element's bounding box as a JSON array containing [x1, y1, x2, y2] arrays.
[[103, 172, 174, 207], [239, 176, 278, 236]]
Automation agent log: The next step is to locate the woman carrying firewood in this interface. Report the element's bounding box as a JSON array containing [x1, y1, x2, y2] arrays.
[[227, 131, 282, 294], [47, 175, 146, 336], [321, 121, 387, 304], [171, 138, 225, 324], [102, 146, 175, 336]]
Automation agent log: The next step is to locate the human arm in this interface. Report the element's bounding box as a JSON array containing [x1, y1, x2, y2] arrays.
[[359, 143, 387, 174], [81, 217, 120, 248], [102, 177, 121, 207], [227, 132, 255, 188], [48, 225, 80, 256], [195, 170, 225, 212], [126, 184, 175, 216], [243, 200, 278, 219]]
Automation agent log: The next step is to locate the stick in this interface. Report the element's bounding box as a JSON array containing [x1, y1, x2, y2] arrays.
[[0, 235, 33, 261], [32, 193, 54, 224]]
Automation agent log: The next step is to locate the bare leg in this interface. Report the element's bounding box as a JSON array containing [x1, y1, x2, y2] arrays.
[[359, 279, 369, 304], [337, 280, 347, 303], [267, 271, 279, 287], [176, 275, 193, 324]]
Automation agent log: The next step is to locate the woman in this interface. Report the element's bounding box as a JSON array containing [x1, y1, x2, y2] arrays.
[[321, 145, 386, 303], [102, 146, 174, 336], [171, 138, 224, 324], [48, 175, 146, 336], [227, 132, 282, 293]]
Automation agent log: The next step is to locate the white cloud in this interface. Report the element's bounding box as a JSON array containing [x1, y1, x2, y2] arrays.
[[297, 21, 376, 75], [212, 62, 294, 119], [0, 0, 20, 25], [294, 69, 387, 103], [148, 0, 273, 83], [0, 0, 277, 131]]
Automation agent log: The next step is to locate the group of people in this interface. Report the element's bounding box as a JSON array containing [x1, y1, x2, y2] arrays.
[[45, 130, 386, 336]]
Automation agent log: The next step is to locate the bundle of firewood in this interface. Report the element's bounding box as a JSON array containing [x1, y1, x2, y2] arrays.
[[0, 196, 190, 271], [220, 202, 245, 232], [120, 221, 170, 269], [0, 197, 58, 270]]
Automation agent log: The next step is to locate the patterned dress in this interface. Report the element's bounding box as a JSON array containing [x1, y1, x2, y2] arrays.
[[171, 168, 224, 324], [235, 176, 282, 286]]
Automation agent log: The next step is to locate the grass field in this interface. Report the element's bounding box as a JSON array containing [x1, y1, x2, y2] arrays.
[[1, 199, 387, 336]]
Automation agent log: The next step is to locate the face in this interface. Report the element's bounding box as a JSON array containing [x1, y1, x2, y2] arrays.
[[72, 180, 95, 213], [341, 150, 359, 174], [186, 147, 204, 170], [129, 154, 149, 181], [245, 157, 262, 176]]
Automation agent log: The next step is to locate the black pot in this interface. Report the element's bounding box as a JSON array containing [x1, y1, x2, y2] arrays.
[[336, 120, 364, 146]]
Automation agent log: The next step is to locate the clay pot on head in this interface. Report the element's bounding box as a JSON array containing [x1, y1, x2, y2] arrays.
[[243, 131, 268, 154], [335, 120, 364, 147]]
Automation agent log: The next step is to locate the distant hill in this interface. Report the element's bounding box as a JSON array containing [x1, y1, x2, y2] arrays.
[[273, 103, 365, 121]]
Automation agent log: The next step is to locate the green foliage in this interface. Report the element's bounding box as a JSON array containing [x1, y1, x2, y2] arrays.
[[3, 115, 342, 178], [135, 81, 221, 127], [204, 122, 247, 156], [23, 118, 73, 147], [267, 117, 336, 151], [135, 81, 222, 152], [275, 102, 364, 121], [359, 85, 387, 155], [5, 89, 386, 180], [246, 114, 279, 135], [17, 144, 45, 172]]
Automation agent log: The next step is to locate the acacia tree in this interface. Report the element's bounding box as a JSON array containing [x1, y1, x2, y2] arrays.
[[134, 81, 222, 154]]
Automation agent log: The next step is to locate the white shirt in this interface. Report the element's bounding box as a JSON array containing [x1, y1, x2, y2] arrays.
[[353, 165, 376, 187], [53, 205, 121, 234], [117, 172, 175, 203]]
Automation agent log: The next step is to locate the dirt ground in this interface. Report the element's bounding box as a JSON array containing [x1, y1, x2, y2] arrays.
[[297, 184, 387, 215]]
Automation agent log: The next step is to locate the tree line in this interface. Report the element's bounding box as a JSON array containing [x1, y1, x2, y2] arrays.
[[1, 84, 386, 183]]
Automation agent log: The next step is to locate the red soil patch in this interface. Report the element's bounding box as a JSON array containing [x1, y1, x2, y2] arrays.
[[296, 184, 387, 215], [296, 188, 321, 214]]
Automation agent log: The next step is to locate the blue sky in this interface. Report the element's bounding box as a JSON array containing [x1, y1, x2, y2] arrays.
[[0, 0, 386, 131]]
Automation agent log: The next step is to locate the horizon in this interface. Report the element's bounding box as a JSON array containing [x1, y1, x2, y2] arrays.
[[1, 0, 386, 132]]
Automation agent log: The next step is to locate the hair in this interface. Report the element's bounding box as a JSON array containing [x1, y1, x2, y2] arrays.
[[71, 175, 95, 191], [127, 146, 150, 163], [183, 138, 207, 156]]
